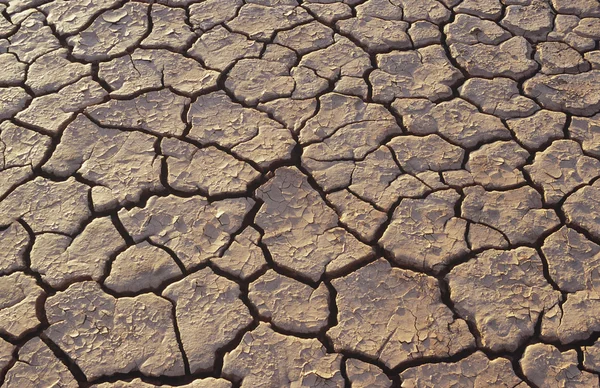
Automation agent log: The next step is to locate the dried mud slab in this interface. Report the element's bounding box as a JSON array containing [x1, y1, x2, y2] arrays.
[[2, 337, 77, 387], [520, 343, 598, 387], [162, 268, 253, 373], [328, 259, 474, 369], [0, 272, 44, 339], [401, 351, 525, 387], [345, 359, 392, 388], [45, 281, 185, 381], [249, 270, 330, 334], [223, 322, 344, 388], [30, 216, 125, 288], [255, 167, 372, 282], [118, 195, 254, 269], [447, 248, 561, 352], [380, 189, 468, 273]]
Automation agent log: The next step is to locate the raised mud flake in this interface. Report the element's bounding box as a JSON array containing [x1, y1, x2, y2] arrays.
[[332, 76, 369, 99], [326, 189, 388, 243], [563, 180, 600, 240], [118, 195, 254, 269], [186, 91, 295, 168], [302, 116, 403, 177], [396, 0, 451, 23], [444, 14, 511, 46], [162, 268, 253, 374], [226, 4, 312, 42], [345, 146, 430, 211], [40, 0, 121, 35], [448, 247, 561, 352], [506, 110, 566, 151], [141, 4, 195, 51], [526, 140, 600, 204], [467, 223, 509, 251], [290, 66, 330, 100], [104, 242, 182, 294], [0, 53, 26, 86], [274, 20, 334, 55], [328, 258, 474, 369], [25, 48, 91, 95], [535, 42, 590, 75], [86, 89, 190, 137], [370, 45, 463, 103], [16, 77, 107, 135], [249, 270, 329, 334], [380, 189, 468, 273], [551, 0, 600, 18], [257, 97, 317, 134], [450, 36, 538, 80], [0, 121, 51, 198], [43, 114, 164, 211], [462, 185, 560, 245], [0, 5, 15, 38], [0, 222, 28, 275], [466, 140, 529, 189], [210, 226, 267, 281], [388, 134, 464, 174], [500, 0, 554, 42], [542, 226, 600, 293], [400, 351, 524, 387], [2, 337, 77, 388], [0, 87, 30, 121], [8, 12, 60, 63], [524, 71, 600, 116], [161, 138, 260, 196], [454, 0, 503, 20], [542, 290, 600, 344], [99, 50, 219, 98], [345, 359, 392, 388], [520, 343, 598, 387], [225, 59, 294, 106], [30, 216, 126, 288], [189, 0, 243, 32], [0, 177, 90, 235], [188, 26, 263, 72], [459, 77, 539, 119], [570, 114, 600, 157], [392, 98, 512, 148], [186, 90, 271, 147], [0, 272, 44, 339], [299, 93, 402, 159], [298, 34, 371, 81], [548, 14, 596, 52], [0, 337, 14, 380], [93, 378, 232, 388], [337, 16, 411, 52], [408, 20, 442, 47], [67, 2, 149, 61], [45, 281, 185, 381], [223, 322, 344, 388], [584, 341, 600, 373], [303, 2, 353, 24], [255, 167, 373, 282]]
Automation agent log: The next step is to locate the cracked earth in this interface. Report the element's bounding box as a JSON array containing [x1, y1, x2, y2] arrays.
[[0, 0, 600, 387]]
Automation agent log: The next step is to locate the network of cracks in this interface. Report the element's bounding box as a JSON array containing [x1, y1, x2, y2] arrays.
[[1, 0, 600, 386]]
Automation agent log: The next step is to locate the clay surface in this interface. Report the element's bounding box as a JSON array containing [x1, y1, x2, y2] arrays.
[[1, 1, 600, 386]]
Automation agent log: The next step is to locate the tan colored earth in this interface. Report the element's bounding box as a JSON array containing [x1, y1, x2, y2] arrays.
[[1, 0, 600, 387]]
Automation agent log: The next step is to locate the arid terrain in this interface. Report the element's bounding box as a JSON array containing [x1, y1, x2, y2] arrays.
[[1, 0, 600, 386]]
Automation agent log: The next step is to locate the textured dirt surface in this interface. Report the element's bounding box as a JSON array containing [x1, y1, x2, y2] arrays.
[[0, 0, 600, 387]]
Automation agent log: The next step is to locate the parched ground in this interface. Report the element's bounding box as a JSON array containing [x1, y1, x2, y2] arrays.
[[0, 0, 600, 387]]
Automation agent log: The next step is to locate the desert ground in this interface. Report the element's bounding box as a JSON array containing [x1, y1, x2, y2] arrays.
[[1, 0, 600, 386]]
